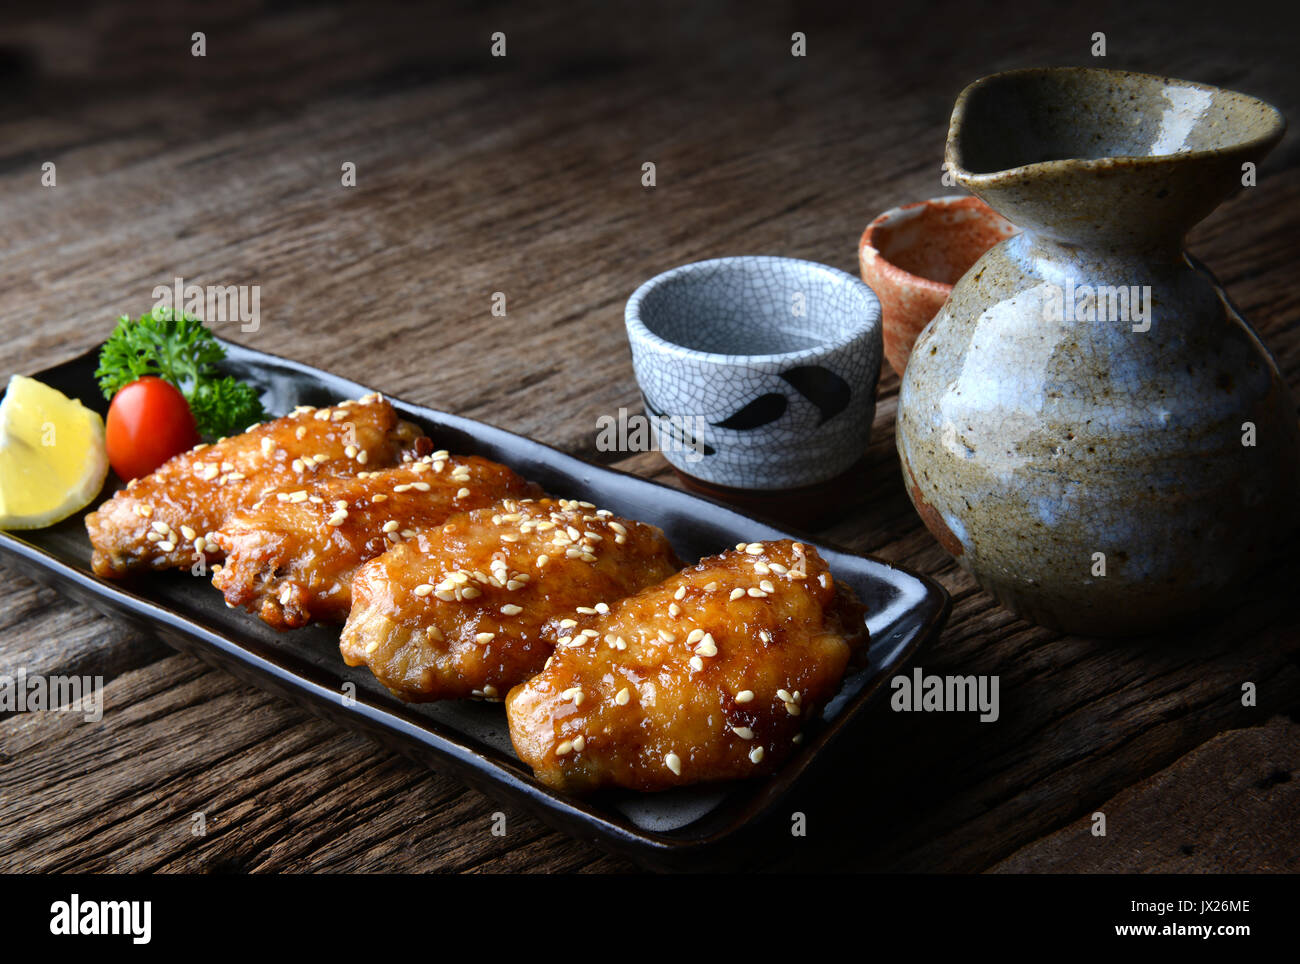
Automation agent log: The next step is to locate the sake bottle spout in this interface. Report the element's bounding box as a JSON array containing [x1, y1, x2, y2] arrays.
[[945, 68, 1285, 250]]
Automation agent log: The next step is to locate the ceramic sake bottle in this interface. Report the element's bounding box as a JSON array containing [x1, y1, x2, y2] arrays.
[[896, 67, 1300, 636]]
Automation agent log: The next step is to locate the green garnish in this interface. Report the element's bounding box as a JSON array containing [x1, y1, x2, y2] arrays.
[[95, 309, 266, 438]]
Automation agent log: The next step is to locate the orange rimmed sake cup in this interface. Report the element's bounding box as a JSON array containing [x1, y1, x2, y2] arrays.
[[859, 195, 1016, 376]]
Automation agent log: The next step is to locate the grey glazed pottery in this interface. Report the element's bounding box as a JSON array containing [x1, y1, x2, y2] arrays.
[[896, 67, 1300, 636], [625, 256, 882, 490]]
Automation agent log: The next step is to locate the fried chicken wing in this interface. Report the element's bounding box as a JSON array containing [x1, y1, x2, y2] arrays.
[[340, 497, 681, 702], [505, 539, 868, 793], [85, 394, 421, 578], [212, 451, 541, 629]]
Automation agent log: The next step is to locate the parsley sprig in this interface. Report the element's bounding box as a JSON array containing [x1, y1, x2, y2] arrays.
[[95, 309, 266, 439]]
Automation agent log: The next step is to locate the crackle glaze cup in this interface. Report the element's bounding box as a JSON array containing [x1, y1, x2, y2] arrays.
[[625, 256, 882, 491], [895, 67, 1300, 636], [859, 195, 1016, 376]]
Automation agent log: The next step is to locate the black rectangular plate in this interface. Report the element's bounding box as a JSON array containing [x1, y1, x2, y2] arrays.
[[0, 340, 950, 870]]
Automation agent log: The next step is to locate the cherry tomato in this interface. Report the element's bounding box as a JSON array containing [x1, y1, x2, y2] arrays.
[[105, 377, 201, 480]]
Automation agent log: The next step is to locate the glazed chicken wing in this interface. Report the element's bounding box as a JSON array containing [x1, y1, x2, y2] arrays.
[[212, 451, 541, 629], [340, 497, 681, 702], [506, 539, 868, 793], [85, 394, 421, 578]]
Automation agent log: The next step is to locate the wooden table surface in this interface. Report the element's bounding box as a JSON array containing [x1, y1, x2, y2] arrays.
[[0, 0, 1297, 873]]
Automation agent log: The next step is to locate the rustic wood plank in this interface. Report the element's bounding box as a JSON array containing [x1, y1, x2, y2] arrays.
[[0, 576, 168, 685], [990, 716, 1300, 873], [0, 652, 636, 873]]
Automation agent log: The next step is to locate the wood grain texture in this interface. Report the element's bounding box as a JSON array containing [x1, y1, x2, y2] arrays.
[[991, 716, 1300, 873], [1, 0, 1298, 873]]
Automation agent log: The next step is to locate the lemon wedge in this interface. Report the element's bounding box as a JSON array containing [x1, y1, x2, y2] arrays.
[[0, 375, 109, 530]]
